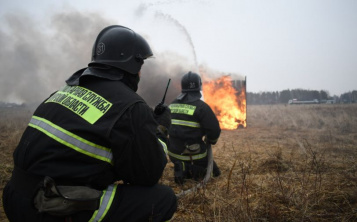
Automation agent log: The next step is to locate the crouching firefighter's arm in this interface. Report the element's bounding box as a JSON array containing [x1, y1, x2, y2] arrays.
[[200, 103, 221, 145], [110, 102, 169, 186]]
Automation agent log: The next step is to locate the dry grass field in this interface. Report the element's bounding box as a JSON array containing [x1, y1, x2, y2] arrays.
[[1, 104, 357, 221]]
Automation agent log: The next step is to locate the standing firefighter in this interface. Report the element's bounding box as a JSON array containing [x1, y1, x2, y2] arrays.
[[2, 25, 177, 222], [168, 71, 221, 184]]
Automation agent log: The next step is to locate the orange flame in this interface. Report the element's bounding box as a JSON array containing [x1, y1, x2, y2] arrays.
[[202, 75, 246, 130]]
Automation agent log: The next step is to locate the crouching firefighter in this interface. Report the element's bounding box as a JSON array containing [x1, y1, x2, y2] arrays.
[[168, 72, 221, 185], [2, 25, 177, 222]]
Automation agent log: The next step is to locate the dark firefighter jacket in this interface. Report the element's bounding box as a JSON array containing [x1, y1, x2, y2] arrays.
[[12, 68, 168, 190], [168, 92, 221, 161]]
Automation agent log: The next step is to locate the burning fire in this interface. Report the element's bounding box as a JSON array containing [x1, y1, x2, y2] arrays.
[[202, 75, 246, 130]]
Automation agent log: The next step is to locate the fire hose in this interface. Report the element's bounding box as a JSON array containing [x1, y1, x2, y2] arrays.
[[176, 143, 213, 198]]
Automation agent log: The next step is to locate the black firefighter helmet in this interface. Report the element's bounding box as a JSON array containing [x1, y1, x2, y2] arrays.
[[89, 25, 153, 75], [181, 71, 202, 92]]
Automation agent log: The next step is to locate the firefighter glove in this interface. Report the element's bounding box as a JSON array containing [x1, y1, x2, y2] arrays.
[[204, 136, 218, 145], [154, 104, 171, 130], [154, 103, 166, 115]]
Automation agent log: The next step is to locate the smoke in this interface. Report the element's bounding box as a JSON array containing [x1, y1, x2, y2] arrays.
[[154, 11, 198, 69], [0, 10, 112, 104], [136, 2, 199, 71], [0, 3, 237, 107], [139, 52, 196, 106], [199, 64, 245, 83], [0, 8, 196, 107], [135, 0, 192, 15]]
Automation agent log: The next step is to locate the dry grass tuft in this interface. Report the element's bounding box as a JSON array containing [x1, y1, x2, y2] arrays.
[[1, 104, 357, 221]]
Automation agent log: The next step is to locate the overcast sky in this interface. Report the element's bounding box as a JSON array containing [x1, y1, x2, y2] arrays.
[[0, 0, 356, 103]]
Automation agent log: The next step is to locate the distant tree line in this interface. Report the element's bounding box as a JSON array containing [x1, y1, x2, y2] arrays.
[[246, 89, 357, 105]]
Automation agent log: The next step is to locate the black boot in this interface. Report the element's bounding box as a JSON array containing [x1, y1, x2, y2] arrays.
[[190, 164, 207, 181], [213, 161, 221, 177], [174, 161, 186, 185]]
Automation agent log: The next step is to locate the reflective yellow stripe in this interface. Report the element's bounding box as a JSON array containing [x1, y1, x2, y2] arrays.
[[172, 119, 200, 128], [45, 85, 112, 124], [169, 103, 196, 115], [168, 150, 207, 161], [158, 139, 168, 154], [89, 184, 117, 222], [29, 116, 113, 164]]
